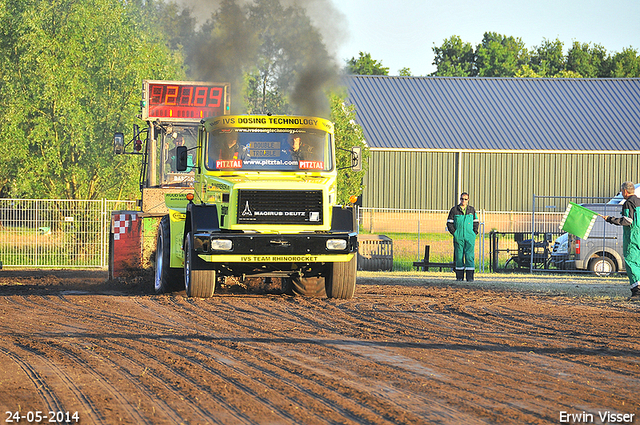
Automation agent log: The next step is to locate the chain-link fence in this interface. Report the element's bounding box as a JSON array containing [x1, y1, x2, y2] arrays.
[[0, 199, 136, 268]]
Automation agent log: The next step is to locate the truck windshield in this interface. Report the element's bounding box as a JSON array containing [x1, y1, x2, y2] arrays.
[[160, 124, 197, 187], [205, 129, 332, 172]]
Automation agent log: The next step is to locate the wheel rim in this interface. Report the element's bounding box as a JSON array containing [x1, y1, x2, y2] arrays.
[[594, 259, 612, 275], [154, 233, 163, 292], [184, 235, 191, 293]]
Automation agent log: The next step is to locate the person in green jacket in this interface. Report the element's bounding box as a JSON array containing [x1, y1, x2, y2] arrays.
[[602, 181, 640, 301], [447, 192, 479, 281]]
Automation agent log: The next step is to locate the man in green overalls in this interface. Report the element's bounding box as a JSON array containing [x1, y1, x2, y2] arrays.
[[447, 192, 479, 281], [603, 181, 640, 301]]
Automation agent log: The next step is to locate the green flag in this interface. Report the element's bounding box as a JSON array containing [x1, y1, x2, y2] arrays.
[[559, 202, 598, 239]]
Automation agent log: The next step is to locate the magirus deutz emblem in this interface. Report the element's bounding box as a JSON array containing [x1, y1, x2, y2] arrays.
[[242, 201, 252, 216]]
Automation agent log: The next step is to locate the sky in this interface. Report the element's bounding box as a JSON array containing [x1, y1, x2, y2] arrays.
[[331, 0, 640, 76]]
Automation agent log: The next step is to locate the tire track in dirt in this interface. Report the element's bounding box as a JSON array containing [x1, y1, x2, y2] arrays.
[[380, 294, 640, 418], [282, 293, 637, 422], [0, 346, 66, 414], [0, 343, 105, 424], [0, 297, 189, 423], [121, 337, 328, 425], [166, 290, 638, 422], [51, 295, 351, 423], [132, 296, 478, 423], [2, 273, 639, 424], [158, 331, 442, 424], [62, 338, 220, 424], [144, 296, 536, 422], [136, 297, 418, 423], [7, 338, 148, 424], [398, 303, 632, 410], [107, 297, 414, 424]]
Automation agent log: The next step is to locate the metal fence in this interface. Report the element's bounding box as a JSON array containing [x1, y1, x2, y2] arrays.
[[525, 194, 618, 274], [1, 196, 614, 272], [0, 199, 136, 268], [358, 207, 566, 272]]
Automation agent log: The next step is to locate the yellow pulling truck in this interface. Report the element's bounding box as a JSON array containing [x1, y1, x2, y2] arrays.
[[155, 114, 360, 298]]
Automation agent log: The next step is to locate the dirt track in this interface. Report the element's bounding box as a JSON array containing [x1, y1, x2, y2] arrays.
[[0, 270, 639, 425]]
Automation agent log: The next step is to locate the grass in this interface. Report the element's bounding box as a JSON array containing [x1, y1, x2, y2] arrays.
[[360, 231, 488, 272], [360, 230, 561, 273], [1, 227, 103, 267]]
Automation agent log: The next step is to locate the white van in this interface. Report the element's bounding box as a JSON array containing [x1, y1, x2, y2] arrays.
[[551, 203, 624, 276]]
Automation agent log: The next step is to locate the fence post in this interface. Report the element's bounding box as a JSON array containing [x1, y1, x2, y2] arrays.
[[101, 199, 106, 268], [35, 199, 39, 267], [530, 194, 536, 273], [479, 209, 485, 272], [417, 209, 421, 262]]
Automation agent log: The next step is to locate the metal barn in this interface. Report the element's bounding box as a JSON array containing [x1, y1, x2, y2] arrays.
[[345, 76, 640, 212]]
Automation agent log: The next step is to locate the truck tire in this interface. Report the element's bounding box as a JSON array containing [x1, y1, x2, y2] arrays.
[[589, 255, 616, 277], [325, 255, 357, 299], [184, 232, 216, 298], [154, 216, 182, 294], [290, 275, 326, 297]]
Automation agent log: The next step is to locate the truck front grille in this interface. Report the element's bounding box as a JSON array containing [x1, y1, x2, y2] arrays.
[[237, 190, 323, 224]]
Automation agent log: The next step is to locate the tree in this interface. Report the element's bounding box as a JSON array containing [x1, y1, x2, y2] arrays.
[[141, 0, 197, 53], [398, 67, 412, 76], [346, 52, 389, 76], [330, 94, 369, 205], [530, 38, 565, 77], [608, 47, 640, 77], [553, 70, 583, 78], [475, 32, 529, 77], [431, 35, 476, 77], [566, 42, 609, 78], [514, 65, 542, 78], [0, 0, 184, 199], [432, 33, 640, 78]]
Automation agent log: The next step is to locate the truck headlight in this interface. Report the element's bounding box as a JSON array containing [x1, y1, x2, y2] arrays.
[[211, 239, 233, 251], [326, 239, 348, 250]]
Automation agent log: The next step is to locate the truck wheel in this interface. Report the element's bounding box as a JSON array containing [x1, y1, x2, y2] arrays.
[[184, 232, 216, 298], [289, 275, 326, 297], [325, 255, 357, 299], [589, 256, 616, 277], [154, 216, 182, 294]]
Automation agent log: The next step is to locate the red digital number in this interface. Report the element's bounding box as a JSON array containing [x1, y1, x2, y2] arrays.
[[179, 86, 193, 105], [165, 85, 178, 105], [149, 85, 163, 106], [208, 87, 223, 107], [193, 87, 208, 107]]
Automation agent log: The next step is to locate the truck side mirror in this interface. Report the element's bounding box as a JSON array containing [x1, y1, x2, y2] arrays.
[[351, 146, 362, 172], [114, 132, 125, 154], [176, 146, 188, 171]]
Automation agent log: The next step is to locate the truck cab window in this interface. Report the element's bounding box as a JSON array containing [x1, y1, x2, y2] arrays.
[[205, 130, 332, 172]]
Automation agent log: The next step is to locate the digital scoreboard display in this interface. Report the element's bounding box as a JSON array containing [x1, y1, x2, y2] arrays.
[[141, 80, 230, 121]]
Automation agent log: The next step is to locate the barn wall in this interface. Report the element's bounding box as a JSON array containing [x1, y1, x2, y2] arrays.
[[362, 150, 640, 211], [362, 150, 456, 210]]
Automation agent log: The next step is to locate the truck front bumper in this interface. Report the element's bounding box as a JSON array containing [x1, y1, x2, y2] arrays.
[[192, 232, 357, 263]]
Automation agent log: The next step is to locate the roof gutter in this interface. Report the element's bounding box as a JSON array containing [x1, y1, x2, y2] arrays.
[[369, 147, 640, 155]]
